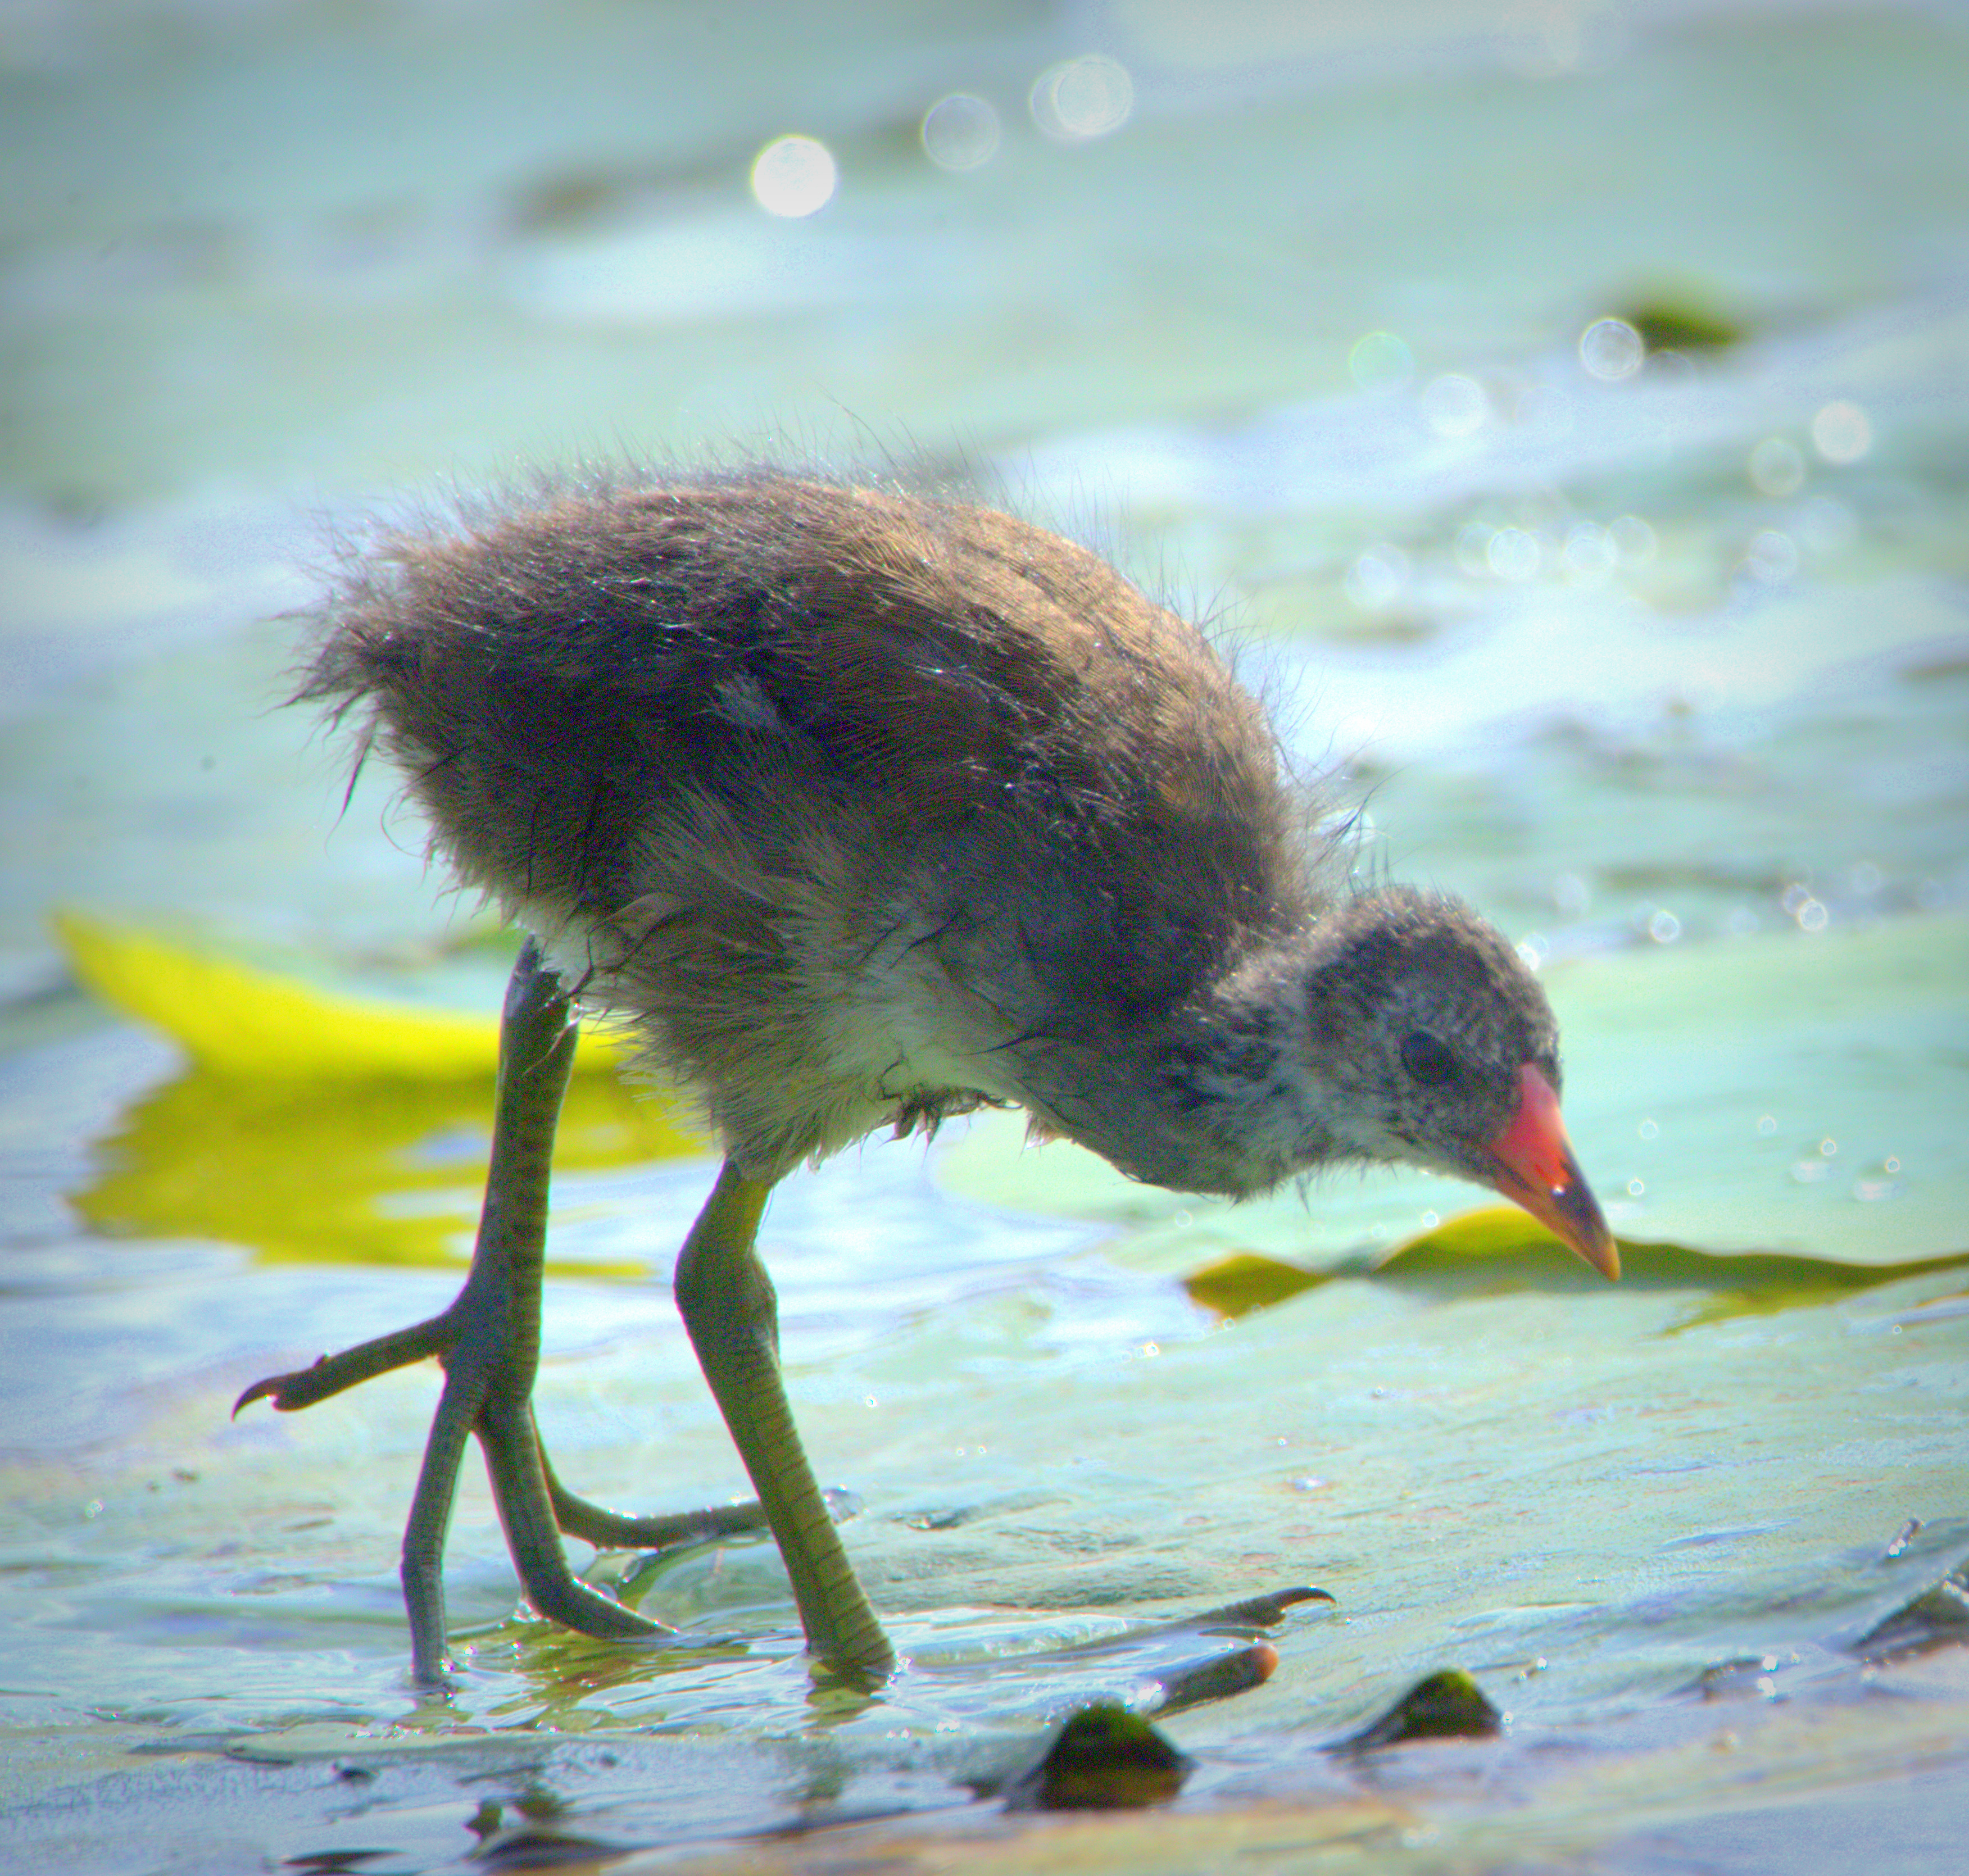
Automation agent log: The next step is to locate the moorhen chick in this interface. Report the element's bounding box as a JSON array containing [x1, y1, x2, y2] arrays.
[[239, 472, 1616, 1685]]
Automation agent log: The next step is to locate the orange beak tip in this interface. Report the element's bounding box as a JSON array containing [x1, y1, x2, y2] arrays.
[[1486, 1063, 1621, 1281]]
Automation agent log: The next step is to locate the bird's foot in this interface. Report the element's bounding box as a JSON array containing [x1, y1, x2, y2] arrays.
[[888, 1584, 1333, 1718], [234, 1321, 776, 1557], [234, 1310, 455, 1418], [542, 1455, 773, 1551]]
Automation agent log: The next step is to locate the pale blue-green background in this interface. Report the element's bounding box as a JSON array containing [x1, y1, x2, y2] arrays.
[[2, 2, 1966, 1872]]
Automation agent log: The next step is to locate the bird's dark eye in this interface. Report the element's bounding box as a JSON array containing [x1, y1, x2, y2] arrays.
[[1400, 1030, 1458, 1087]]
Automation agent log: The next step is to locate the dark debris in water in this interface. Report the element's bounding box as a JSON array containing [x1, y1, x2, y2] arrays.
[[1692, 1653, 1795, 1702], [1854, 1568, 1969, 1661], [1331, 1669, 1503, 1751], [999, 1703, 1192, 1810], [469, 1829, 627, 1870], [1616, 288, 1748, 353]]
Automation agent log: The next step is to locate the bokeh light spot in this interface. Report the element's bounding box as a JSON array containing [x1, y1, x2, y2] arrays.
[[1349, 331, 1415, 392], [1030, 55, 1133, 142], [1486, 526, 1541, 581], [922, 93, 1001, 172], [1610, 515, 1657, 564], [1562, 520, 1616, 582], [1745, 530, 1799, 585], [751, 135, 837, 217], [1421, 373, 1489, 437], [1579, 316, 1644, 381], [1345, 544, 1410, 610], [1749, 437, 1805, 497], [1811, 399, 1872, 464]]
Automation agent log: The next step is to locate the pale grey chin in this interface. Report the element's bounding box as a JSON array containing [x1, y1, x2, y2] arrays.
[[1350, 1125, 1481, 1188]]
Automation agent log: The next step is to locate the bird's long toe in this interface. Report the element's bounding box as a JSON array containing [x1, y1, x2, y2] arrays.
[[234, 1311, 458, 1418]]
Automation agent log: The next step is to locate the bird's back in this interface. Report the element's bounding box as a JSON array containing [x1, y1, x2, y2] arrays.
[[308, 474, 1308, 1173]]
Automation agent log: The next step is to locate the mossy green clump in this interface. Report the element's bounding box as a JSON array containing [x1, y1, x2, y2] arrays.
[[1003, 1704, 1192, 1810]]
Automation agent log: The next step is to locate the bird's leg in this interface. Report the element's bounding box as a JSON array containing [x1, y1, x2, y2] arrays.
[[674, 1161, 897, 1680], [238, 942, 745, 1682], [393, 945, 659, 1679]]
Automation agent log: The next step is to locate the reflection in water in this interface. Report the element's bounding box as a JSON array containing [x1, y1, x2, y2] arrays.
[[75, 1064, 704, 1271], [1029, 55, 1133, 142]]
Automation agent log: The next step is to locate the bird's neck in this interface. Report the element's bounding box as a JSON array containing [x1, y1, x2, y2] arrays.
[[1021, 936, 1337, 1200]]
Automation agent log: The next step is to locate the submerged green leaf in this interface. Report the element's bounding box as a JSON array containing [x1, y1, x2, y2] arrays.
[[1001, 1704, 1192, 1810], [1373, 1206, 1969, 1328], [1332, 1669, 1503, 1749], [1184, 1251, 1334, 1319]]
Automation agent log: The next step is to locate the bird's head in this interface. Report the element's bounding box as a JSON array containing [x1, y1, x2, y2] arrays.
[[1297, 887, 1618, 1278]]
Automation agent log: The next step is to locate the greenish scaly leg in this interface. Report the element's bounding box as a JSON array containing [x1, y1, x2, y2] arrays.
[[673, 1162, 896, 1680], [236, 941, 766, 1682], [542, 1454, 773, 1550], [394, 947, 656, 1679]]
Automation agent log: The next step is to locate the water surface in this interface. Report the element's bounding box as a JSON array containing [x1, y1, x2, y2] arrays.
[[3, 3, 1966, 1871]]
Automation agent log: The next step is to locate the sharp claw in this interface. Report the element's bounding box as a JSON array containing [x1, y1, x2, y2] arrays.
[[233, 1357, 324, 1418], [233, 1376, 281, 1418], [1201, 1585, 1337, 1627]]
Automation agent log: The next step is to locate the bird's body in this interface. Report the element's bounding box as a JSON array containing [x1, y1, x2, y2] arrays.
[[255, 470, 1614, 1685], [311, 474, 1587, 1212], [315, 476, 1304, 1191]]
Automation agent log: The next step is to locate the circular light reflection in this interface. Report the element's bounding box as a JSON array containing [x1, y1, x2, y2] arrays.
[[1349, 331, 1414, 392], [1610, 515, 1656, 565], [751, 135, 837, 217], [1030, 54, 1132, 142], [1455, 520, 1494, 576], [1811, 399, 1872, 464], [1562, 520, 1617, 582], [1486, 526, 1541, 581], [1345, 544, 1410, 610], [1552, 872, 1590, 916], [1744, 529, 1799, 585], [922, 93, 1000, 171], [1579, 316, 1643, 381], [1748, 437, 1805, 498], [1421, 373, 1489, 438]]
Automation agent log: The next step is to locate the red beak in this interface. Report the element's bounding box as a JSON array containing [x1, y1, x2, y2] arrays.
[[1483, 1064, 1619, 1279]]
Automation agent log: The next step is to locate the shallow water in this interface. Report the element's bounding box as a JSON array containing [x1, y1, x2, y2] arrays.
[[3, 2, 1967, 1872]]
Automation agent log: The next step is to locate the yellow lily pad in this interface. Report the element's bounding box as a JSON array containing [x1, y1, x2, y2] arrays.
[[1185, 1205, 1969, 1329], [1376, 1206, 1969, 1328], [1183, 1252, 1333, 1320], [53, 909, 630, 1080], [55, 912, 708, 1269]]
